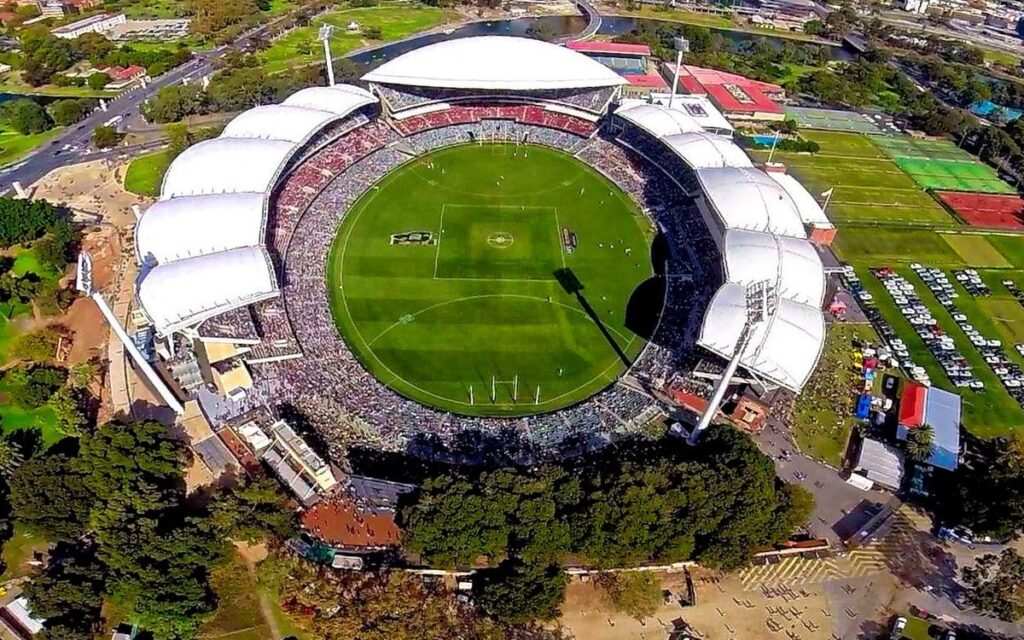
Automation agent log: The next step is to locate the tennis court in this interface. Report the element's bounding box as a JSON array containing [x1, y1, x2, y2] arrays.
[[871, 136, 1016, 194], [936, 190, 1024, 229], [784, 107, 886, 134]]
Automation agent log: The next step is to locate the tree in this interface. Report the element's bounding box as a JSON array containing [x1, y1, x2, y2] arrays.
[[1, 98, 51, 134], [49, 386, 86, 436], [208, 476, 297, 542], [962, 549, 1024, 621], [69, 362, 99, 390], [0, 198, 62, 248], [12, 326, 59, 362], [23, 541, 107, 637], [9, 453, 92, 540], [905, 425, 935, 463], [281, 562, 507, 640], [142, 84, 209, 123], [4, 365, 66, 408], [475, 560, 567, 624], [47, 98, 92, 127], [86, 72, 110, 91], [598, 572, 661, 619], [71, 32, 114, 63], [91, 124, 119, 149], [945, 436, 1024, 540], [803, 19, 824, 36], [188, 0, 259, 37], [0, 437, 25, 478], [35, 218, 77, 270], [363, 25, 383, 40]]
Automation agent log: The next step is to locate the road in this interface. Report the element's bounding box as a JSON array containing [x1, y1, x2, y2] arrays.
[[0, 15, 292, 192]]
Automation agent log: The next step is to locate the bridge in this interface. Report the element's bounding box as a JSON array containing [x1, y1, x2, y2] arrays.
[[563, 0, 602, 42]]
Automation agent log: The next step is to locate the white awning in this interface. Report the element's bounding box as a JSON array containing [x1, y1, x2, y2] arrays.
[[138, 247, 279, 335], [722, 229, 825, 306], [697, 167, 807, 238], [221, 105, 341, 144], [136, 193, 266, 265], [662, 131, 753, 170], [615, 101, 704, 137], [282, 84, 378, 115], [362, 36, 626, 90], [698, 282, 825, 391], [767, 171, 834, 228], [161, 138, 295, 198]]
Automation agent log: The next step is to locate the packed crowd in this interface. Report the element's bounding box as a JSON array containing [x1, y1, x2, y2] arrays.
[[202, 106, 725, 461], [373, 84, 617, 114], [393, 103, 597, 137]]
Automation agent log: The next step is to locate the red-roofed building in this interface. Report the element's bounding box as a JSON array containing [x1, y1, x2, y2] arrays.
[[101, 64, 147, 89], [622, 72, 669, 98], [898, 381, 927, 428], [661, 63, 786, 121]]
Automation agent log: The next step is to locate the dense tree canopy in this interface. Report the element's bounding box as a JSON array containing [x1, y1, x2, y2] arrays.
[[962, 549, 1024, 622], [1, 98, 51, 135], [10, 453, 91, 541], [400, 428, 812, 571], [475, 560, 567, 624], [944, 436, 1024, 540], [0, 198, 63, 248]]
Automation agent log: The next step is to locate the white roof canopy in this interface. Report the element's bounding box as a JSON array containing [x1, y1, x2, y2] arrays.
[[616, 102, 703, 137], [697, 282, 825, 391], [663, 132, 753, 170], [136, 193, 266, 265], [161, 138, 295, 198], [697, 167, 807, 238], [767, 171, 834, 229], [722, 229, 825, 307], [362, 36, 627, 90], [282, 84, 377, 115], [221, 105, 340, 144], [138, 247, 278, 335]]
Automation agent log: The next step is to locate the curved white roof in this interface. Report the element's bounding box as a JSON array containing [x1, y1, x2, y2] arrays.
[[138, 247, 278, 335], [283, 84, 377, 115], [722, 229, 825, 307], [362, 36, 626, 90], [697, 167, 806, 238], [221, 105, 340, 144], [616, 102, 703, 137], [136, 193, 266, 265], [663, 132, 753, 170], [767, 171, 834, 228], [698, 282, 825, 391], [162, 138, 294, 198]]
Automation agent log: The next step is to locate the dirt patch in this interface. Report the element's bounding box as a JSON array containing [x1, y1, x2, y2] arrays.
[[31, 159, 148, 229], [558, 569, 833, 640]]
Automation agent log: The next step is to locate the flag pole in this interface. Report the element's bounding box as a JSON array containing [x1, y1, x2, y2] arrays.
[[535, 385, 540, 405], [469, 385, 474, 406], [767, 129, 781, 164], [821, 187, 834, 213], [513, 374, 519, 402]]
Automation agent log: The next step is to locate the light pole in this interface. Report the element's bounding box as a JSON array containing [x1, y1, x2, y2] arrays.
[[319, 24, 336, 86], [668, 36, 690, 110]]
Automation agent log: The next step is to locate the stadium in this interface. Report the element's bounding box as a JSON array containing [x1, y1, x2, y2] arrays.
[[133, 36, 829, 459]]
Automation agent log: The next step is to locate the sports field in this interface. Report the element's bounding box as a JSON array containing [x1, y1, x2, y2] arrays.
[[749, 131, 955, 225], [784, 107, 884, 134], [870, 135, 1015, 194], [328, 144, 656, 417]]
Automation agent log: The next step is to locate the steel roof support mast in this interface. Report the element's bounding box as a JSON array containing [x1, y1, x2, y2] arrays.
[[319, 24, 336, 87], [687, 279, 777, 445]]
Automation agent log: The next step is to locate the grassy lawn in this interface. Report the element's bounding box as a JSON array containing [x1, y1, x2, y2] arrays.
[[200, 553, 271, 639], [940, 234, 1010, 267], [0, 523, 48, 581], [749, 131, 955, 226], [856, 266, 1024, 437], [261, 5, 458, 75], [124, 150, 172, 197], [0, 377, 63, 445], [982, 47, 1022, 66], [0, 127, 62, 169], [329, 143, 653, 417], [0, 78, 114, 99], [835, 227, 964, 266], [608, 5, 830, 42], [793, 323, 880, 465]]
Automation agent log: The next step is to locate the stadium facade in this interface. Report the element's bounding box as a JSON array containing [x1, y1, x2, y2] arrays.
[[132, 36, 833, 454]]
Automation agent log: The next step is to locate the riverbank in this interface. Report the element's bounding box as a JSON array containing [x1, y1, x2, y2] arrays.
[[0, 81, 116, 100], [600, 5, 840, 46]]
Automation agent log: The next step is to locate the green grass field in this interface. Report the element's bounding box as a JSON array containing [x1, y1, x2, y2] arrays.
[[870, 135, 1015, 194], [328, 143, 655, 417], [124, 150, 172, 197], [260, 5, 457, 75], [749, 131, 955, 225], [940, 234, 1010, 267], [793, 323, 881, 465], [0, 127, 62, 169]]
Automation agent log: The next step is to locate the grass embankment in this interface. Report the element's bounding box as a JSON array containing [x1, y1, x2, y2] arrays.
[[124, 150, 172, 197], [793, 323, 881, 466], [260, 5, 458, 75], [606, 5, 835, 43], [0, 127, 63, 169]]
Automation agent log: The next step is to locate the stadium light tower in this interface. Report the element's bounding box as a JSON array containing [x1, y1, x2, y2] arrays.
[[687, 279, 777, 446], [319, 24, 336, 87], [76, 252, 184, 415], [667, 36, 690, 110]]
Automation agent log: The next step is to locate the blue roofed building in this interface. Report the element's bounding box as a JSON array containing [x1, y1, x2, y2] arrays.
[[897, 384, 961, 471]]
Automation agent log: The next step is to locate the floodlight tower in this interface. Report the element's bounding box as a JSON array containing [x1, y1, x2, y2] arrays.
[[76, 252, 184, 415], [687, 279, 777, 445], [319, 24, 336, 87], [667, 36, 690, 110]]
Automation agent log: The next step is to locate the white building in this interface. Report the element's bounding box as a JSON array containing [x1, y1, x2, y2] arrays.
[[51, 12, 126, 39]]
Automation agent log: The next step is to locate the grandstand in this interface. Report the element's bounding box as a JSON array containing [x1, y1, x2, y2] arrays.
[[131, 36, 830, 459]]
